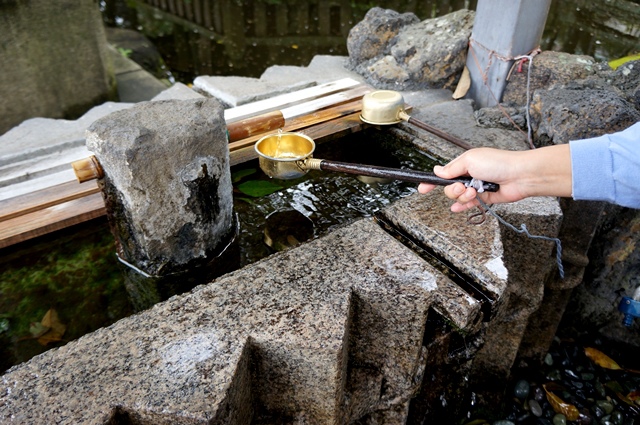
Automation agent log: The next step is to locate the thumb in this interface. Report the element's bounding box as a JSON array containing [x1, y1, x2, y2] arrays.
[[434, 158, 469, 179]]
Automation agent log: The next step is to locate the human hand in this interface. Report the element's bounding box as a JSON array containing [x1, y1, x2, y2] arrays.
[[418, 148, 529, 212]]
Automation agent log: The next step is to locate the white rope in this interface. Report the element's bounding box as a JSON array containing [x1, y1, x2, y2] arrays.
[[116, 254, 153, 278], [466, 178, 486, 193]]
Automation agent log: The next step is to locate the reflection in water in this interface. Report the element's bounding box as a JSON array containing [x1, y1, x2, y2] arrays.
[[103, 0, 639, 84], [543, 0, 640, 60]]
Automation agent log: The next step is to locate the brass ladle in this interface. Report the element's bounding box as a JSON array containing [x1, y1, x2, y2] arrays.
[[360, 90, 474, 151], [254, 132, 498, 192]]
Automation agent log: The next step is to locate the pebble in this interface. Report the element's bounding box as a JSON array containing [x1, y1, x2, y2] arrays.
[[463, 337, 638, 425], [564, 369, 580, 380], [609, 411, 624, 424], [546, 369, 561, 381], [528, 399, 543, 417], [544, 353, 554, 366], [532, 385, 545, 402], [552, 414, 566, 425], [513, 379, 530, 400], [596, 400, 614, 415]]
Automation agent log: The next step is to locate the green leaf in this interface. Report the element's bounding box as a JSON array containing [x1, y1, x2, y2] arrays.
[[232, 168, 257, 183], [235, 197, 256, 205], [609, 53, 640, 70], [237, 180, 283, 197]]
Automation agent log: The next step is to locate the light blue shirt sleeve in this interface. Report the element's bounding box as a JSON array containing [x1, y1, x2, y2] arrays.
[[570, 122, 640, 208]]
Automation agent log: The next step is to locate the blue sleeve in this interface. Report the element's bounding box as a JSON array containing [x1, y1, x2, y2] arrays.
[[570, 122, 640, 209]]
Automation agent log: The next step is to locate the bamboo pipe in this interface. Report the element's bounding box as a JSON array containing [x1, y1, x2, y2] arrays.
[[226, 110, 285, 142], [71, 156, 104, 183]]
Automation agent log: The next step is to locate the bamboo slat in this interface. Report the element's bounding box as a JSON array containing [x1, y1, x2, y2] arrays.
[[0, 180, 100, 223], [0, 194, 106, 249]]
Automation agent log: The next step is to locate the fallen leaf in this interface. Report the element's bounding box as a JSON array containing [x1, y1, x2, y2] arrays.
[[29, 322, 49, 338], [627, 390, 640, 401], [604, 381, 640, 414], [452, 66, 471, 99], [37, 308, 66, 346], [543, 383, 580, 421], [584, 347, 622, 370]]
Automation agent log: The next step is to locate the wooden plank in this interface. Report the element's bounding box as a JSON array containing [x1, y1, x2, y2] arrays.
[[223, 78, 362, 122], [229, 112, 366, 166], [0, 194, 106, 249], [279, 84, 371, 120], [0, 179, 100, 223], [302, 112, 366, 144], [228, 98, 365, 153]]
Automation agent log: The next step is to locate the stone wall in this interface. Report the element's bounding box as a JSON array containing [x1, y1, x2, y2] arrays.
[[0, 0, 116, 136]]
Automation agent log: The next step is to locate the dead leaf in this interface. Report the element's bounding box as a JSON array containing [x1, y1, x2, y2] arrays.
[[604, 381, 640, 415], [543, 383, 580, 421], [29, 322, 50, 338], [37, 308, 66, 346], [452, 66, 471, 99], [584, 347, 622, 370], [627, 390, 640, 401]]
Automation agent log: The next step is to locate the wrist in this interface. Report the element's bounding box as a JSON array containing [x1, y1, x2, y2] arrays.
[[519, 145, 572, 198]]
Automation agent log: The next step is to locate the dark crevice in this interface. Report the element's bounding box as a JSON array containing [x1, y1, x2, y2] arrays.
[[373, 213, 497, 321]]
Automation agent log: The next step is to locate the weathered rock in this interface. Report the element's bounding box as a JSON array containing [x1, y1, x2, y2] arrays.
[[529, 86, 640, 145], [85, 98, 234, 276], [502, 51, 599, 106], [105, 27, 169, 81], [346, 7, 419, 65], [347, 8, 474, 90], [390, 9, 474, 88], [517, 199, 606, 366], [602, 59, 640, 110], [0, 218, 438, 424], [474, 105, 528, 131], [563, 205, 640, 346], [470, 197, 563, 408]]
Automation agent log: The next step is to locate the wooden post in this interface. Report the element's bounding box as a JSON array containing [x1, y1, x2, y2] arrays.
[[465, 0, 551, 108]]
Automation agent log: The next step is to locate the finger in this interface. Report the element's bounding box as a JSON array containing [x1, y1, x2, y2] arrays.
[[442, 182, 465, 199], [459, 187, 478, 204], [417, 183, 437, 194], [450, 199, 480, 213], [434, 157, 470, 179], [442, 182, 468, 201]]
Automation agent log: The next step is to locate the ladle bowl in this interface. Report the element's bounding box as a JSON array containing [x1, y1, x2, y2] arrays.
[[254, 132, 499, 192], [360, 90, 475, 151], [360, 90, 405, 125]]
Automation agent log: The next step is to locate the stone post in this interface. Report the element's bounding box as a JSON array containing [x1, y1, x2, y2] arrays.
[[465, 0, 551, 107], [0, 0, 116, 135], [86, 98, 237, 309]]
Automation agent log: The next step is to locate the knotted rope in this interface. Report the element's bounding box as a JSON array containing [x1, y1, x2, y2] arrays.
[[475, 196, 565, 279], [468, 37, 540, 149]]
